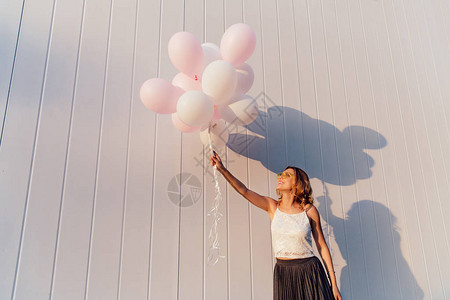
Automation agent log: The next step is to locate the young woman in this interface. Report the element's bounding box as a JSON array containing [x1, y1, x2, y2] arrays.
[[210, 151, 342, 300]]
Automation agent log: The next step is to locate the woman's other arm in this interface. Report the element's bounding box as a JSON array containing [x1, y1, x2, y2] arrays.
[[307, 205, 342, 300]]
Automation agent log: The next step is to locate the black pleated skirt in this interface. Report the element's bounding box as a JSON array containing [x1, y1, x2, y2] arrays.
[[273, 256, 334, 300]]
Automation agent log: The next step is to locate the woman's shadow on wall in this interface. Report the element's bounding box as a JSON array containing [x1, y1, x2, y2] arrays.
[[225, 104, 423, 299], [317, 194, 424, 299]]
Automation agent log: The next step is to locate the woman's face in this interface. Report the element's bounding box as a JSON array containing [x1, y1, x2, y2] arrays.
[[276, 168, 296, 191]]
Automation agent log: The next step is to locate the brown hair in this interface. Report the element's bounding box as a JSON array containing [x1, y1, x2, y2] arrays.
[[277, 166, 314, 209]]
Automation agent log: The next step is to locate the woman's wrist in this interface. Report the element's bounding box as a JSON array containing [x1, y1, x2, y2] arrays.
[[217, 164, 227, 174]]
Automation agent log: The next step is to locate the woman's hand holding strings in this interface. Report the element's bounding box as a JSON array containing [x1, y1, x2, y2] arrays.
[[209, 150, 225, 173]]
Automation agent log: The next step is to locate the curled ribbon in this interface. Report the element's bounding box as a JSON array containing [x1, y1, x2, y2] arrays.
[[207, 122, 226, 265]]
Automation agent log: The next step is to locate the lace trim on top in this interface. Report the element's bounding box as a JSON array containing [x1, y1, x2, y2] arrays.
[[271, 207, 315, 259]]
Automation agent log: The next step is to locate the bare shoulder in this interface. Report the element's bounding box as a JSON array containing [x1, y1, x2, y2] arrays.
[[305, 204, 320, 220], [304, 203, 316, 212]]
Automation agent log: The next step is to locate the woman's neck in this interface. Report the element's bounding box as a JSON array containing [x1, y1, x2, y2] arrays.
[[279, 193, 296, 208]]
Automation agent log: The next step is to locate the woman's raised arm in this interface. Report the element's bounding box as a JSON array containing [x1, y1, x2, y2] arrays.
[[209, 151, 274, 212]]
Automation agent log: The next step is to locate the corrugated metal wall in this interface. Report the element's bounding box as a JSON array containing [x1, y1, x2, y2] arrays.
[[1, 0, 449, 299]]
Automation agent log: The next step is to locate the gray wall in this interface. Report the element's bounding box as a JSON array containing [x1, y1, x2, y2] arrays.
[[1, 0, 449, 299]]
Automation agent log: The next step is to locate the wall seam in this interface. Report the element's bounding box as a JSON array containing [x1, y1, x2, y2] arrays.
[[48, 0, 87, 297], [11, 0, 58, 298], [380, 0, 430, 297], [116, 0, 140, 298], [0, 0, 25, 147], [356, 0, 400, 297], [147, 0, 164, 298], [83, 0, 115, 298], [400, 0, 446, 296]]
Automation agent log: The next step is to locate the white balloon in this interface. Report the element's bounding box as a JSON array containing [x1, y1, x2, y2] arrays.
[[201, 43, 222, 72], [177, 90, 214, 127], [200, 119, 229, 149], [202, 60, 237, 105], [218, 94, 259, 126], [234, 63, 254, 95]]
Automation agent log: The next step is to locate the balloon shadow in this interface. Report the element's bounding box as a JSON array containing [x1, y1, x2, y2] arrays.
[[226, 105, 387, 185]]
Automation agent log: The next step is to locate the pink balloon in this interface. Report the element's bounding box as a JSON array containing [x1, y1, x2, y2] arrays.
[[172, 72, 202, 91], [140, 78, 183, 114], [168, 32, 203, 77], [220, 23, 256, 66], [172, 113, 200, 133]]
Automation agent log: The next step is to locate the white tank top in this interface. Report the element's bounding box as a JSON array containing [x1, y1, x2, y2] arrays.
[[271, 204, 315, 259]]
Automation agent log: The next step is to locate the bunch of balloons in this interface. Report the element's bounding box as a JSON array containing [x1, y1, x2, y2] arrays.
[[140, 23, 258, 149]]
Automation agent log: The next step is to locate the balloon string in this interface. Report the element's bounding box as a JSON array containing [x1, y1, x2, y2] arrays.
[[207, 122, 226, 265]]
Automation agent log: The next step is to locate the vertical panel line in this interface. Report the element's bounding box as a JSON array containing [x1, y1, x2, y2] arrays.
[[177, 2, 186, 299], [116, 0, 140, 298], [399, 0, 446, 294], [48, 0, 87, 298], [319, 0, 355, 297], [11, 0, 58, 298], [380, 0, 431, 297], [422, 0, 450, 245], [274, 0, 288, 165], [202, 146, 205, 300], [202, 2, 206, 299], [241, 3, 254, 300], [436, 0, 450, 50], [356, 0, 400, 297], [290, 0, 306, 168], [328, 0, 357, 296], [240, 3, 255, 299], [147, 0, 163, 298], [177, 132, 182, 300], [83, 0, 115, 298], [377, 1, 414, 298], [223, 0, 226, 30], [257, 0, 274, 272], [223, 3, 230, 300], [0, 0, 26, 147], [340, 0, 374, 296], [389, 0, 435, 297], [334, 0, 376, 296], [377, 1, 419, 297], [318, 0, 343, 257], [304, 0, 329, 265], [226, 143, 230, 300], [417, 0, 450, 259]]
